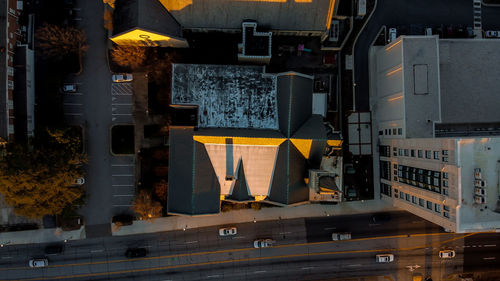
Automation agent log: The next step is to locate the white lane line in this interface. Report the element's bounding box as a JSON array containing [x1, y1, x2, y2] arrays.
[[112, 103, 133, 106], [186, 241, 198, 244], [112, 174, 134, 177], [233, 236, 246, 239], [483, 257, 496, 260], [484, 245, 496, 247], [254, 271, 266, 274], [91, 249, 104, 253], [301, 267, 315, 270], [64, 113, 83, 116], [472, 245, 477, 247], [345, 264, 362, 267], [464, 245, 470, 248], [207, 275, 221, 278], [111, 164, 134, 167], [111, 113, 133, 116], [1, 256, 12, 259], [112, 184, 134, 187], [324, 227, 336, 230], [63, 103, 82, 106], [279, 232, 291, 235]]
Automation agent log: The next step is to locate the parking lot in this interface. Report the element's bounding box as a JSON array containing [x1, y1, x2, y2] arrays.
[[62, 83, 85, 126], [111, 82, 133, 123], [110, 157, 135, 214]]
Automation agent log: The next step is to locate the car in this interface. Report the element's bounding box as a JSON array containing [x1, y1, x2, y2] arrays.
[[253, 239, 274, 248], [219, 227, 237, 236], [61, 84, 77, 93], [125, 248, 148, 258], [439, 250, 455, 258], [74, 178, 85, 185], [388, 28, 397, 43], [376, 254, 394, 263], [485, 30, 500, 38], [44, 244, 64, 254], [332, 232, 351, 241], [29, 258, 49, 268], [112, 73, 133, 83]]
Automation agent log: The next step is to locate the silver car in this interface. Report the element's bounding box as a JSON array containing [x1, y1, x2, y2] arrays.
[[29, 258, 48, 268], [112, 73, 133, 83], [253, 239, 274, 248]]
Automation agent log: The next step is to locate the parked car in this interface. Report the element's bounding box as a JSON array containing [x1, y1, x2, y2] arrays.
[[439, 249, 455, 258], [388, 28, 397, 43], [112, 73, 133, 83], [125, 248, 148, 258], [332, 232, 351, 241], [61, 84, 77, 93], [219, 227, 237, 236], [44, 244, 64, 255], [253, 239, 274, 248], [485, 30, 500, 38], [74, 178, 85, 185], [375, 254, 394, 263], [29, 258, 49, 268]]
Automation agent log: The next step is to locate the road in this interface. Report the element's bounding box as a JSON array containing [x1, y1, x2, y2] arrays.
[[1, 211, 498, 280]]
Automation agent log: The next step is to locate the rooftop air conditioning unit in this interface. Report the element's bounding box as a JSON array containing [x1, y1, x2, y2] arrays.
[[474, 195, 485, 204], [474, 187, 486, 196], [474, 179, 485, 187]]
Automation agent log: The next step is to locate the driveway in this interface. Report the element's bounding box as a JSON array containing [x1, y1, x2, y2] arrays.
[[353, 0, 474, 111]]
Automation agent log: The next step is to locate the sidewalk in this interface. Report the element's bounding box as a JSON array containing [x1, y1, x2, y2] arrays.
[[112, 199, 399, 236], [0, 226, 85, 246]]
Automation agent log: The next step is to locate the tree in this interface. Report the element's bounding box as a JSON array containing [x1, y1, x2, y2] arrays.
[[131, 190, 162, 220], [103, 10, 113, 31], [0, 127, 86, 218], [110, 46, 147, 70], [153, 180, 168, 201], [35, 24, 88, 59]]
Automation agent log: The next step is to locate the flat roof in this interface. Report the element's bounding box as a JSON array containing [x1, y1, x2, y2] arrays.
[[439, 40, 500, 125], [158, 0, 334, 32], [171, 64, 278, 129]]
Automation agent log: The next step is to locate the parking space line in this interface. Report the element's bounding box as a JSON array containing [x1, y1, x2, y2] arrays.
[[63, 103, 82, 106], [111, 164, 134, 167], [112, 204, 133, 207], [112, 184, 134, 187], [112, 113, 133, 116], [64, 113, 83, 116], [112, 103, 133, 106], [113, 194, 134, 197], [112, 174, 134, 177]]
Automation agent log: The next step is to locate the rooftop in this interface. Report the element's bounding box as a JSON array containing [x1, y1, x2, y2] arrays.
[[171, 64, 278, 129]]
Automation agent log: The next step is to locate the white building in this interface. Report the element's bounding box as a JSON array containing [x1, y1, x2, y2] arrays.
[[371, 36, 500, 233]]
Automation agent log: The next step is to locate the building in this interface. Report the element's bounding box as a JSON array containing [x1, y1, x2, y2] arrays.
[[0, 0, 34, 143], [167, 64, 342, 216], [111, 0, 338, 47], [371, 36, 500, 233]]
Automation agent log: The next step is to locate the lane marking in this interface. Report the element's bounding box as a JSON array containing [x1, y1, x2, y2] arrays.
[[484, 245, 496, 247], [254, 271, 266, 274], [345, 264, 361, 267], [112, 103, 133, 106], [90, 250, 104, 253], [64, 113, 83, 116], [279, 232, 291, 235], [111, 113, 132, 116], [112, 184, 134, 187], [63, 103, 82, 106], [207, 275, 220, 278], [1, 256, 12, 259], [113, 195, 133, 197], [112, 205, 132, 207], [111, 164, 134, 167], [483, 257, 496, 260], [301, 267, 315, 270], [186, 241, 198, 244], [324, 227, 336, 230], [112, 174, 134, 177], [233, 236, 246, 239]]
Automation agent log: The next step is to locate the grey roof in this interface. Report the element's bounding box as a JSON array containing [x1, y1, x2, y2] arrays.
[[167, 127, 220, 215], [171, 64, 278, 129], [113, 0, 182, 38], [160, 0, 334, 32], [226, 161, 253, 202], [277, 74, 313, 138], [438, 40, 500, 125], [195, 128, 285, 139], [292, 115, 327, 167], [268, 140, 309, 205], [0, 0, 8, 140]]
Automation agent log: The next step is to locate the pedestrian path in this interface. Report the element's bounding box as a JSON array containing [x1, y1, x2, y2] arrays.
[[0, 227, 85, 246], [113, 199, 398, 236]]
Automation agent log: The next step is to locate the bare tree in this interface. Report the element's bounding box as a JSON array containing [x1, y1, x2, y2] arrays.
[[131, 190, 162, 220], [111, 46, 147, 70], [35, 24, 88, 59]]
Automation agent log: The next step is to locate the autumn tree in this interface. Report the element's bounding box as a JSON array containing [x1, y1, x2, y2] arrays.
[[0, 127, 86, 218], [153, 180, 168, 201], [35, 24, 88, 59], [131, 190, 162, 220], [103, 10, 113, 31], [111, 46, 147, 70]]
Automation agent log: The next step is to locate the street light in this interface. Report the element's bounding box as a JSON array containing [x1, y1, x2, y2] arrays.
[[253, 218, 256, 223]]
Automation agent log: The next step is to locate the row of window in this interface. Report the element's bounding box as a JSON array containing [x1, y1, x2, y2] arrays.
[[385, 146, 450, 163], [395, 164, 442, 194], [379, 128, 403, 136], [395, 188, 450, 218]]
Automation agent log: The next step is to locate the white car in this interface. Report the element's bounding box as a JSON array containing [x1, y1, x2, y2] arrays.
[[74, 178, 85, 185], [112, 73, 133, 83], [439, 250, 455, 258], [219, 227, 237, 236], [332, 232, 351, 241], [29, 258, 48, 268], [253, 239, 274, 248], [61, 84, 77, 93], [388, 28, 397, 43], [485, 30, 500, 38], [376, 254, 394, 263]]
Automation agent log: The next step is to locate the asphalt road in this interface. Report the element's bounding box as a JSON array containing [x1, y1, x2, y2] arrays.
[[1, 211, 494, 281], [353, 0, 475, 111]]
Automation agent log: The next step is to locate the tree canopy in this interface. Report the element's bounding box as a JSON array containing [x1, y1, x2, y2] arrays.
[[110, 46, 147, 70], [35, 24, 88, 60], [0, 127, 86, 218], [132, 190, 162, 220]]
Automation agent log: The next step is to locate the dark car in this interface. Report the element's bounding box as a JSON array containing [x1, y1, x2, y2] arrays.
[[44, 244, 64, 254], [125, 248, 148, 258]]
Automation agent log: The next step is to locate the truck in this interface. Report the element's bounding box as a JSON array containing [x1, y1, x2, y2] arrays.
[[332, 232, 351, 241]]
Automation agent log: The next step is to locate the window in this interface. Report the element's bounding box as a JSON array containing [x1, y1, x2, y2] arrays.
[[379, 130, 383, 135], [8, 80, 14, 90], [385, 129, 388, 135], [433, 151, 440, 160], [393, 169, 398, 176], [442, 150, 448, 156], [394, 188, 399, 198], [398, 149, 403, 156], [393, 164, 398, 169], [443, 205, 450, 211], [426, 201, 433, 210], [435, 204, 441, 213], [388, 129, 391, 135], [399, 191, 405, 200], [380, 161, 391, 181], [418, 150, 423, 158], [443, 172, 449, 179], [405, 193, 410, 201], [404, 149, 409, 156], [443, 180, 448, 187], [443, 188, 449, 196], [380, 183, 392, 197], [425, 150, 431, 159], [419, 198, 425, 207], [7, 66, 13, 76], [444, 212, 450, 218], [392, 128, 397, 135], [442, 157, 449, 162], [379, 145, 391, 157], [398, 128, 402, 135], [411, 196, 417, 204], [411, 149, 416, 157]]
